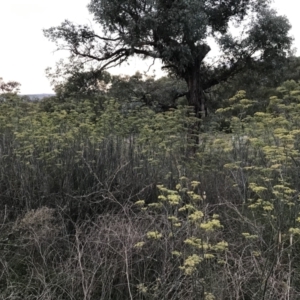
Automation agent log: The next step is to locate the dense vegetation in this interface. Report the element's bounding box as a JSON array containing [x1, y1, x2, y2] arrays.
[[1, 0, 300, 299], [1, 62, 300, 299]]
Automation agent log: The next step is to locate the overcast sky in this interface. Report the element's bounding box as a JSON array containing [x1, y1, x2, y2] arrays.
[[0, 0, 299, 94]]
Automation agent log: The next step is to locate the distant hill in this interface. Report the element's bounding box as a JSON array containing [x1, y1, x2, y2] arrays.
[[23, 94, 55, 100]]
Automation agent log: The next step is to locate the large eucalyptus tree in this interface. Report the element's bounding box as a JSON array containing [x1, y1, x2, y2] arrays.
[[45, 0, 293, 116]]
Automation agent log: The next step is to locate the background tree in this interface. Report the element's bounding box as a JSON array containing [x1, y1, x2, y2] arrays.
[[107, 72, 187, 111], [209, 55, 300, 115], [47, 66, 111, 100], [0, 77, 20, 94], [45, 0, 293, 117]]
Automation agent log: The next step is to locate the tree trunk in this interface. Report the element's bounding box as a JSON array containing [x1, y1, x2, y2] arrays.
[[184, 63, 206, 118], [183, 62, 206, 147]]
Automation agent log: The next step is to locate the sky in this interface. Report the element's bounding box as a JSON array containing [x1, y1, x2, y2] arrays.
[[0, 0, 299, 94]]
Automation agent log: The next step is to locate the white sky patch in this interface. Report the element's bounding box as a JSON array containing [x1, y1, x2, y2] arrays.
[[0, 0, 299, 94]]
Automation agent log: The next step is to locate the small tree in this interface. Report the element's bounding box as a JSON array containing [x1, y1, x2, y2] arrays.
[[0, 77, 20, 94]]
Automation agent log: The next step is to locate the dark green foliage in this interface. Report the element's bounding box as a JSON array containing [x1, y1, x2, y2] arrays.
[[107, 72, 188, 111], [50, 68, 111, 99], [208, 56, 300, 119], [44, 0, 293, 116], [0, 77, 20, 94]]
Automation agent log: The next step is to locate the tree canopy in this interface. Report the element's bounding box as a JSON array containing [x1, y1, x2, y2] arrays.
[[0, 77, 20, 94], [44, 0, 293, 117]]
